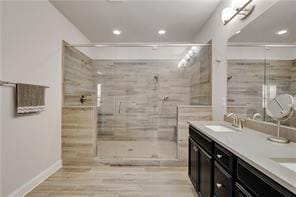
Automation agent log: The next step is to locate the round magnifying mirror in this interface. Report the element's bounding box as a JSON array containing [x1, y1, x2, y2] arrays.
[[266, 94, 294, 121], [266, 94, 294, 143]]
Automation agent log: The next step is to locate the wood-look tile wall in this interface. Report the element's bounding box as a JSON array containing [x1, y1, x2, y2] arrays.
[[94, 60, 192, 141], [62, 44, 97, 163], [227, 60, 265, 117], [177, 105, 212, 163], [291, 59, 296, 95], [62, 107, 97, 162], [227, 60, 294, 118], [187, 46, 212, 105], [290, 60, 296, 127], [63, 45, 96, 106]]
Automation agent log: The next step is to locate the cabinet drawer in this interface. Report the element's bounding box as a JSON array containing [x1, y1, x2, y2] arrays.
[[214, 162, 233, 197], [189, 126, 213, 154], [214, 143, 234, 173], [237, 159, 292, 197]]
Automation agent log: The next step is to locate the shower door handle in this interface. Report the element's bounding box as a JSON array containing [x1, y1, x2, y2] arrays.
[[118, 101, 122, 114]]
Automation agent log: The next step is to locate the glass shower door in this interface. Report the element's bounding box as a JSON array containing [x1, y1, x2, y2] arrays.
[[113, 61, 159, 159]]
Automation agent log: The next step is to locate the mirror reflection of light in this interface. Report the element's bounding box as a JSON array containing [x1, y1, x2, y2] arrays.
[[276, 29, 288, 35], [177, 46, 200, 69], [262, 85, 277, 108]]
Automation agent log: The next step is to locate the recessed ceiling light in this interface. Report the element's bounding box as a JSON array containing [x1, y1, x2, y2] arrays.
[[113, 30, 122, 35], [236, 30, 241, 34], [276, 29, 288, 35], [158, 30, 166, 35]]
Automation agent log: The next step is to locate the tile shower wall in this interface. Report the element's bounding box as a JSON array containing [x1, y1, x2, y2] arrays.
[[63, 45, 96, 106], [94, 60, 192, 141], [227, 60, 293, 118], [62, 45, 97, 163], [188, 46, 212, 105], [62, 107, 97, 162], [177, 105, 212, 163]]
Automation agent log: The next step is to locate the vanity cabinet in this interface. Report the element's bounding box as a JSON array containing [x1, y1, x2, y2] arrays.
[[237, 159, 292, 197], [189, 126, 214, 197], [188, 125, 295, 197]]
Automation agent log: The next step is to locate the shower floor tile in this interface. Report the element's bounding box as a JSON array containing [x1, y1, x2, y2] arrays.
[[97, 140, 177, 159]]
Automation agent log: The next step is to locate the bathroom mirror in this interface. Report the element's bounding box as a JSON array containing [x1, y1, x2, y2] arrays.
[[227, 0, 296, 128]]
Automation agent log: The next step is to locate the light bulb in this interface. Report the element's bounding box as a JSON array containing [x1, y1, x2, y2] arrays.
[[221, 7, 235, 23], [188, 50, 194, 57], [191, 46, 198, 54], [178, 62, 182, 68], [185, 54, 191, 61]]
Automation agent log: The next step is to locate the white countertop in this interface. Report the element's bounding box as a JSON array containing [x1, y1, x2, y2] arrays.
[[188, 121, 296, 194]]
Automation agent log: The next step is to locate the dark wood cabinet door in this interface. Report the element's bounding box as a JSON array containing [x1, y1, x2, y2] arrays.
[[235, 183, 253, 197], [188, 137, 199, 190], [199, 148, 213, 197], [214, 162, 233, 197]]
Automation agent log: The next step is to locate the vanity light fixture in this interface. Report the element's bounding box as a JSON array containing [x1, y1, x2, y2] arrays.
[[276, 29, 288, 35], [158, 30, 166, 35], [222, 0, 255, 25], [113, 29, 122, 35]]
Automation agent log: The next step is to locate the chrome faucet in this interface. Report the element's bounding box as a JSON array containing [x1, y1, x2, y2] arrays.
[[227, 113, 244, 130], [252, 113, 263, 121]]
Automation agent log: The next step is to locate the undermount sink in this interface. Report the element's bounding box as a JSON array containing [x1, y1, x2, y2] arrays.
[[271, 158, 296, 173], [205, 125, 237, 132]]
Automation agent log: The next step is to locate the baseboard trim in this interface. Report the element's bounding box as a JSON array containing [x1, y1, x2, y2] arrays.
[[8, 160, 62, 197]]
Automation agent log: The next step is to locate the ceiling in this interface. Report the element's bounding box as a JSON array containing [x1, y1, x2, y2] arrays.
[[229, 1, 296, 43], [50, 0, 221, 43]]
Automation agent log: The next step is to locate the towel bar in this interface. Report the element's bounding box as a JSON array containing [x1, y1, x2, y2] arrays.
[[0, 80, 49, 88]]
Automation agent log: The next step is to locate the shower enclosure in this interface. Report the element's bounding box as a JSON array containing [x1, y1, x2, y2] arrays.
[[95, 60, 183, 159], [64, 43, 212, 161]]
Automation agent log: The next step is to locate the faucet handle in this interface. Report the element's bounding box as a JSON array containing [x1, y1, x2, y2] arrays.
[[238, 118, 245, 130]]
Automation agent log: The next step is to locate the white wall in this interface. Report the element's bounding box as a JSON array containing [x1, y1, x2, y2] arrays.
[[1, 1, 91, 196], [194, 0, 279, 120], [91, 47, 187, 60], [228, 46, 296, 60]]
